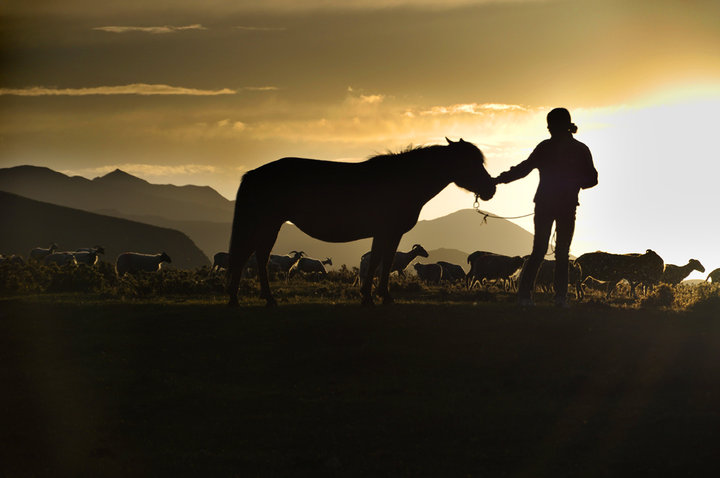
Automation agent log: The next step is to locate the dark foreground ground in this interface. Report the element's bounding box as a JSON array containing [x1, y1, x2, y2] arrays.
[[2, 297, 720, 477]]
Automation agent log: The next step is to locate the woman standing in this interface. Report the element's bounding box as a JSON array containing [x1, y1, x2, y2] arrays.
[[493, 108, 598, 307]]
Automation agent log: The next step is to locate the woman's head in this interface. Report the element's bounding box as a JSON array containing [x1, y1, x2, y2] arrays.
[[547, 107, 578, 135]]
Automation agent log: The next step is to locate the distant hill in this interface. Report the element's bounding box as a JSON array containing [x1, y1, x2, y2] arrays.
[[0, 191, 209, 269], [0, 165, 234, 223]]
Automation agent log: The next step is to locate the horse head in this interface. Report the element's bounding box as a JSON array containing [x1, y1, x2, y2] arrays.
[[445, 138, 495, 201]]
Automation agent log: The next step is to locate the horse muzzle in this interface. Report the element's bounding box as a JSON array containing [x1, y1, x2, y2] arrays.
[[477, 183, 496, 201]]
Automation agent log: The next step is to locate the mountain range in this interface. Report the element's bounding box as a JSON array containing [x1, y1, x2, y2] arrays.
[[0, 165, 536, 269], [0, 166, 233, 223]]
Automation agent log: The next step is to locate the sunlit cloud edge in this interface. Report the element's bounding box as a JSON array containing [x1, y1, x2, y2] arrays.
[[0, 84, 238, 96], [93, 24, 207, 34]]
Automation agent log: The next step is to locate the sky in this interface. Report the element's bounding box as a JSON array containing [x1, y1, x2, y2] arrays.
[[2, 0, 720, 278]]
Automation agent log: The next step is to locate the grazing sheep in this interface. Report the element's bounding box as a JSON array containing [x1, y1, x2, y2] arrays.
[[29, 243, 58, 262], [212, 251, 257, 278], [575, 249, 664, 299], [661, 259, 705, 285], [43, 252, 77, 266], [289, 257, 332, 279], [268, 251, 305, 281], [534, 259, 584, 299], [356, 244, 429, 284], [212, 252, 230, 271], [466, 252, 524, 290], [413, 262, 442, 284], [116, 252, 172, 276], [0, 254, 25, 265], [74, 250, 100, 266], [76, 246, 105, 255], [706, 268, 720, 283], [437, 261, 466, 284]]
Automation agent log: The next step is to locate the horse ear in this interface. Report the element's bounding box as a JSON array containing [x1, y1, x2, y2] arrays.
[[458, 138, 466, 143], [445, 137, 454, 145]]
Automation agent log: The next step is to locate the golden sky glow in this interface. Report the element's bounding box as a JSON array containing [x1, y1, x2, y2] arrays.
[[2, 0, 720, 277]]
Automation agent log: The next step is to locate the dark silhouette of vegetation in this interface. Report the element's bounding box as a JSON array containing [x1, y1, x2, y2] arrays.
[[1, 259, 718, 310]]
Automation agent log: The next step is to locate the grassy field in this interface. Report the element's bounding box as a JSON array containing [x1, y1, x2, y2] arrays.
[[2, 292, 720, 477]]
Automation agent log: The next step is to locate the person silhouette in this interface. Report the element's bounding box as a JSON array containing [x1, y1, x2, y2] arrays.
[[493, 108, 598, 307]]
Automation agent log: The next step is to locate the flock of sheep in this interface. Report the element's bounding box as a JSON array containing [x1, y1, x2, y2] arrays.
[[394, 247, 716, 299], [4, 242, 720, 299], [209, 244, 720, 299], [0, 243, 172, 276]]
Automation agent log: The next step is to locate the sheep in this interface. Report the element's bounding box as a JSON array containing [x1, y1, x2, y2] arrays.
[[413, 262, 442, 284], [43, 252, 77, 266], [116, 251, 172, 276], [76, 246, 105, 255], [706, 268, 720, 283], [212, 252, 230, 272], [268, 251, 304, 281], [466, 252, 524, 290], [212, 251, 257, 278], [0, 254, 25, 265], [289, 257, 332, 279], [534, 259, 584, 299], [356, 244, 429, 284], [575, 249, 664, 299], [29, 243, 58, 262], [661, 259, 705, 285], [437, 261, 466, 284], [74, 250, 100, 266]]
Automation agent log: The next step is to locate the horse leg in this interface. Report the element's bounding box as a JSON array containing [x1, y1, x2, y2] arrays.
[[376, 236, 402, 305], [361, 243, 382, 306], [226, 242, 254, 308], [254, 223, 283, 307]]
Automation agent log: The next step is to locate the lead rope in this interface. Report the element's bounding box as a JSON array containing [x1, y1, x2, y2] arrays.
[[473, 194, 535, 224], [473, 194, 555, 257]]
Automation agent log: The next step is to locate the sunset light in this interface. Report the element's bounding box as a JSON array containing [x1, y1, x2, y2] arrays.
[[4, 1, 720, 475]]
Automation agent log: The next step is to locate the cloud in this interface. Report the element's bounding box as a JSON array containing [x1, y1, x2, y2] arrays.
[[0, 84, 237, 96], [345, 88, 386, 106], [93, 24, 207, 34], [358, 94, 385, 104], [241, 86, 280, 91], [419, 102, 528, 116]]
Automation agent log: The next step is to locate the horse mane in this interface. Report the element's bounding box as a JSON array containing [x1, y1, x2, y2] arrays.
[[365, 144, 444, 164], [365, 140, 484, 165]]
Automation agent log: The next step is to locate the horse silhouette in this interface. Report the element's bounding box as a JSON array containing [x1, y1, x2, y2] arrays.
[[227, 138, 496, 307]]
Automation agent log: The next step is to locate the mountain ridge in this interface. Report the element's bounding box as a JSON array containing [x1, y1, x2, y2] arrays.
[[0, 165, 233, 223]]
